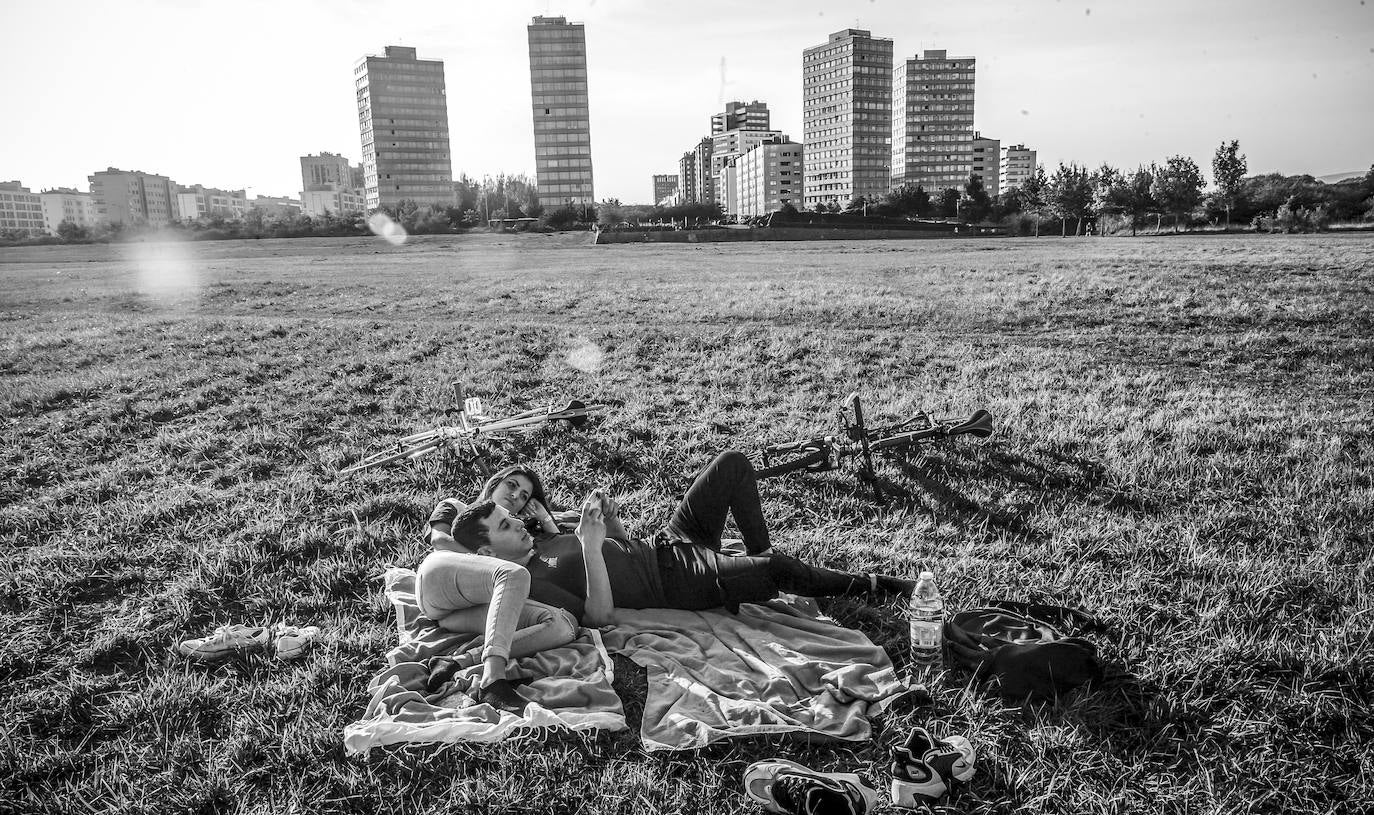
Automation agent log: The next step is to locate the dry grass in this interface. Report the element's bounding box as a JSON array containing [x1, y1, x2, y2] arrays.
[[1, 232, 1371, 814]]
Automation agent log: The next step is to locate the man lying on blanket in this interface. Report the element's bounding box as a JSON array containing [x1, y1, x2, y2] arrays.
[[420, 451, 915, 713]]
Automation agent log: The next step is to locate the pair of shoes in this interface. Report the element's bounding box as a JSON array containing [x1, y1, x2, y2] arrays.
[[175, 623, 320, 662], [741, 727, 977, 814], [273, 623, 321, 661], [743, 759, 878, 815], [890, 727, 977, 808]]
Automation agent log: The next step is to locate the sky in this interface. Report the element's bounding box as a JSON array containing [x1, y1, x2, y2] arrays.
[[2, 0, 1371, 205]]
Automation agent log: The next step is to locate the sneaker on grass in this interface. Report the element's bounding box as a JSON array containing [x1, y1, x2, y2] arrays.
[[175, 625, 270, 662], [890, 726, 977, 808], [273, 623, 321, 660], [743, 758, 878, 815]]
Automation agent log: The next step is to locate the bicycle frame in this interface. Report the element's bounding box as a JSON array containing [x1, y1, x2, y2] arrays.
[[340, 393, 604, 475], [758, 392, 993, 496]]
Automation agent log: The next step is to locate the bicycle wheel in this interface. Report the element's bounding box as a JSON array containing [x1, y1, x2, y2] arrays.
[[755, 445, 832, 479]]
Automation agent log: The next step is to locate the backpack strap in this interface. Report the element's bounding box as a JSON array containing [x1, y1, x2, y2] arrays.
[[983, 600, 1105, 635]]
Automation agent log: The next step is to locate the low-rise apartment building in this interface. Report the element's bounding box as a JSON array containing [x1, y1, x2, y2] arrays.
[[1000, 144, 1037, 192], [39, 188, 98, 235], [0, 182, 48, 236], [972, 133, 1000, 197], [735, 140, 804, 219]]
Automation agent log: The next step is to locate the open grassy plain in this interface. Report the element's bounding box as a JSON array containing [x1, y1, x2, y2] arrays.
[[1, 233, 1371, 814]]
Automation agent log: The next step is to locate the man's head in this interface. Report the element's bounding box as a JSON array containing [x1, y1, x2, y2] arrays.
[[450, 500, 536, 562]]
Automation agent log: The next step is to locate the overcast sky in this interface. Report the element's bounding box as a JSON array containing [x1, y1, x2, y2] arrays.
[[3, 0, 1370, 204]]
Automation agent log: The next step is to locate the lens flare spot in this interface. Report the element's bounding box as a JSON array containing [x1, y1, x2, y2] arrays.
[[565, 337, 603, 373], [129, 242, 200, 303], [368, 212, 408, 245]]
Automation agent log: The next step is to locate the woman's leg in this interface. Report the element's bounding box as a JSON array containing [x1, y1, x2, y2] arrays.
[[415, 550, 531, 687], [666, 450, 772, 555], [439, 600, 579, 664]]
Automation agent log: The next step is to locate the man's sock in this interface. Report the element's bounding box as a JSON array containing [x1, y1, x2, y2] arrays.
[[870, 573, 916, 595]]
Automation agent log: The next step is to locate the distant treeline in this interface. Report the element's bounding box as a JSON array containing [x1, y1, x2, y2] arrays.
[[3, 150, 1369, 246]]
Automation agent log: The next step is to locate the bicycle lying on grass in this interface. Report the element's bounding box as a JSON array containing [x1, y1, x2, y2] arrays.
[[340, 384, 605, 475], [756, 392, 994, 497]]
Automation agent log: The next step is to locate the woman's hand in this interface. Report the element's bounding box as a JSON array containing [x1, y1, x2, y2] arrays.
[[523, 498, 559, 534]]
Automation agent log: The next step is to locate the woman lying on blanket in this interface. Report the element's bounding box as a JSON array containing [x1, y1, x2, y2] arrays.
[[422, 452, 915, 663]]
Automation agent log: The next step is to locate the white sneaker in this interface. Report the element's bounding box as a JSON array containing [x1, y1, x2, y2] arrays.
[[273, 623, 320, 660], [175, 624, 270, 661]]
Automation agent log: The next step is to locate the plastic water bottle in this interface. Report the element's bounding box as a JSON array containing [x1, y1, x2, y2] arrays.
[[909, 571, 945, 673]]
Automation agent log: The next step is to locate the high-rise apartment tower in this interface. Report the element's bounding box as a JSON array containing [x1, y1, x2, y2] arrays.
[[802, 29, 893, 208], [711, 101, 770, 135], [355, 45, 455, 210], [892, 50, 976, 194], [528, 16, 594, 206]]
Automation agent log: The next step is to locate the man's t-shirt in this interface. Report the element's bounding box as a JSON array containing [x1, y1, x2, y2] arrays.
[[426, 501, 666, 623], [526, 535, 665, 622]]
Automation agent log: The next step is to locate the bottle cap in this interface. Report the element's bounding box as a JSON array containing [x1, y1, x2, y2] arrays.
[[918, 571, 935, 581]]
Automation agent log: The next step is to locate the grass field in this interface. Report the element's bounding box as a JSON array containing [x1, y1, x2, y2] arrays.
[[1, 233, 1371, 814]]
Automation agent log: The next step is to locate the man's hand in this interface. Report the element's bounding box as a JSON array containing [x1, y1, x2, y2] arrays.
[[576, 491, 608, 549], [576, 490, 616, 627], [597, 493, 630, 540]]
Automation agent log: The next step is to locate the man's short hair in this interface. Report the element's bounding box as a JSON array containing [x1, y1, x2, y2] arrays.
[[449, 501, 498, 552]]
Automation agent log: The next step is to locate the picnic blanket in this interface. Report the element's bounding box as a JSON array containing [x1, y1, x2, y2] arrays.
[[600, 596, 906, 751], [342, 568, 626, 756], [345, 569, 905, 755]]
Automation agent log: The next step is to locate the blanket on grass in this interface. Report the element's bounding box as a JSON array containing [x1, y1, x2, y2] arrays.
[[342, 568, 626, 756], [344, 569, 904, 755], [600, 596, 906, 751]]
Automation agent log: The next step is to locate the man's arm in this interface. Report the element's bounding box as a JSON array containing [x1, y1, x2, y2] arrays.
[[577, 491, 618, 626]]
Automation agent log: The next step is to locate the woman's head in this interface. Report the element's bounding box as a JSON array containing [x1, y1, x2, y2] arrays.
[[478, 465, 549, 515]]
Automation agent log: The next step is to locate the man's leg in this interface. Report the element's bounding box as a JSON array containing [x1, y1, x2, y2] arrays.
[[666, 450, 772, 555], [713, 552, 874, 608], [658, 545, 876, 612]]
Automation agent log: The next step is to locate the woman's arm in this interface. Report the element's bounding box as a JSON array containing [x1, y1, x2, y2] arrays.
[[577, 491, 618, 627], [522, 498, 561, 535]]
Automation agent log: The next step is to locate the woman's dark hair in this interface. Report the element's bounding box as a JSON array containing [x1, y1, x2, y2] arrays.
[[478, 465, 550, 512]]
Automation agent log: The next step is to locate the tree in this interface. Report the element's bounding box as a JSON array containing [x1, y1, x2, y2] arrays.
[[1047, 163, 1094, 236], [1152, 156, 1206, 232], [884, 184, 931, 217], [961, 176, 992, 223], [845, 194, 867, 213], [811, 202, 828, 214], [1211, 140, 1248, 229], [936, 188, 961, 218], [1110, 165, 1159, 236], [56, 219, 88, 241], [1012, 165, 1049, 235]]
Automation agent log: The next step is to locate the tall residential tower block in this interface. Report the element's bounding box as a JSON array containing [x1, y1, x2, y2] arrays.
[[802, 29, 893, 208], [528, 16, 594, 206], [355, 45, 455, 210], [892, 50, 976, 194]]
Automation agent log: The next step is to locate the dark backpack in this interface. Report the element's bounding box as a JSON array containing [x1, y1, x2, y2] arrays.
[[944, 600, 1105, 701]]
